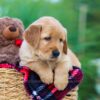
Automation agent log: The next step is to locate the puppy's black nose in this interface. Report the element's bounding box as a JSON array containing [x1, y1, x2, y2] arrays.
[[52, 50, 60, 58]]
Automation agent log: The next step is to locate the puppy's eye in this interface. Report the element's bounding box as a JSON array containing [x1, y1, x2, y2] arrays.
[[60, 39, 63, 42], [44, 37, 51, 41]]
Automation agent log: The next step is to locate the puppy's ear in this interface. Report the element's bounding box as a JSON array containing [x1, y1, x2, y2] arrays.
[[24, 25, 42, 48], [63, 40, 67, 54], [63, 28, 67, 54]]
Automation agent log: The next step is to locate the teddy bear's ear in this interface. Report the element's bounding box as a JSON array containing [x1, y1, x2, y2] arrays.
[[24, 24, 42, 48], [13, 18, 24, 39]]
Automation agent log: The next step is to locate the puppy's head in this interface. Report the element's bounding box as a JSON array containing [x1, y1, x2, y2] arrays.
[[24, 17, 67, 61]]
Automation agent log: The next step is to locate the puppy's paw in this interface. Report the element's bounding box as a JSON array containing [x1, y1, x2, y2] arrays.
[[54, 75, 68, 90], [40, 71, 53, 84]]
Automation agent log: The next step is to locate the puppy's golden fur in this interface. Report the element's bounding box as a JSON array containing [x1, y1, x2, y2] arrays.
[[20, 16, 72, 90]]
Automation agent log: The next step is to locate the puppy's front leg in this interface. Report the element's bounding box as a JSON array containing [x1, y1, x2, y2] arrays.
[[29, 61, 53, 84], [54, 62, 69, 90]]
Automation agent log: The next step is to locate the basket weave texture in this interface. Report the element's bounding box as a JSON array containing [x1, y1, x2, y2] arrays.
[[0, 68, 30, 100]]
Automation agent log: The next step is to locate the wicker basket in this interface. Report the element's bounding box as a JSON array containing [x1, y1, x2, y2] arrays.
[[0, 68, 31, 100], [0, 66, 79, 100]]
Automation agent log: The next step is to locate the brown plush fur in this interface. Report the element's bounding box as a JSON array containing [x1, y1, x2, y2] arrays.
[[0, 17, 24, 65]]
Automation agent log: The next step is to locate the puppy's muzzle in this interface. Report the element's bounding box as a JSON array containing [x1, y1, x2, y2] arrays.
[[52, 50, 60, 58]]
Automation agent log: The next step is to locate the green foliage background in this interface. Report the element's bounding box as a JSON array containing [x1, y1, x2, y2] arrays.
[[0, 0, 100, 99]]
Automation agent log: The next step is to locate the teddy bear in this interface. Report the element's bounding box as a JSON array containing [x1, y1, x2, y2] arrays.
[[0, 17, 31, 100], [0, 17, 24, 65]]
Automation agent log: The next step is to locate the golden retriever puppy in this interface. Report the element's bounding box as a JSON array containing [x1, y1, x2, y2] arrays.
[[19, 16, 72, 90]]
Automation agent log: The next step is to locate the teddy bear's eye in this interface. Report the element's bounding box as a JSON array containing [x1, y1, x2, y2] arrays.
[[44, 37, 51, 41]]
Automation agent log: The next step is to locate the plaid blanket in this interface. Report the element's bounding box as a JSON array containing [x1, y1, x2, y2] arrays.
[[0, 63, 83, 100]]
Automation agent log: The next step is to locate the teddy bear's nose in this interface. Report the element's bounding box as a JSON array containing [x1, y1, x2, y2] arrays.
[[9, 26, 17, 32]]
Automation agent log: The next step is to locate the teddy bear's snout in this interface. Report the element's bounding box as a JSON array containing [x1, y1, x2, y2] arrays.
[[9, 26, 17, 32], [3, 25, 19, 40]]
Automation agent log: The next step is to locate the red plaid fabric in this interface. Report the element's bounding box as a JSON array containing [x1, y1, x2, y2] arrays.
[[0, 63, 83, 100]]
